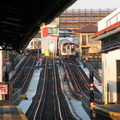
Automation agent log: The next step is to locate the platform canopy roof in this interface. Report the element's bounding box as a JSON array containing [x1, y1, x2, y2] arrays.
[[0, 0, 76, 52]]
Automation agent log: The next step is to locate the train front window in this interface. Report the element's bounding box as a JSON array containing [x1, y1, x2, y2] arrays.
[[63, 45, 66, 52], [71, 45, 75, 52], [67, 45, 70, 49], [63, 45, 66, 49]]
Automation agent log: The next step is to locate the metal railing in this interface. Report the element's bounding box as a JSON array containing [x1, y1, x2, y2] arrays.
[[12, 88, 21, 105], [81, 58, 102, 83], [82, 91, 91, 117]]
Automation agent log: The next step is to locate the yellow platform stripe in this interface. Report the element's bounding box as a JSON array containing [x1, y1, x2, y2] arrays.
[[20, 114, 28, 120], [93, 105, 120, 119], [17, 106, 28, 120], [93, 105, 110, 113]]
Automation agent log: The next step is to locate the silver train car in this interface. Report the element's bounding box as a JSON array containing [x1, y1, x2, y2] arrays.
[[29, 38, 41, 53], [59, 39, 77, 59]]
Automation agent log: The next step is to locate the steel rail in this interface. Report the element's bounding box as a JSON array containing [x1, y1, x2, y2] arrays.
[[21, 57, 36, 94], [64, 60, 82, 93], [12, 53, 33, 85], [33, 57, 48, 120], [53, 58, 63, 120], [72, 60, 89, 91]]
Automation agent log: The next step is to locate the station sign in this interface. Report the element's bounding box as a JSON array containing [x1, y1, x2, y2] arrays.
[[0, 84, 8, 94]]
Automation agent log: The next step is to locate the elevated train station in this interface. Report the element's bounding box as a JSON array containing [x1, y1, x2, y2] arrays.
[[0, 0, 77, 119], [1, 0, 120, 120]]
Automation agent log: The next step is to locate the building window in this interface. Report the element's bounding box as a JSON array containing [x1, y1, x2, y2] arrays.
[[48, 28, 57, 35], [88, 35, 92, 43], [31, 42, 33, 45], [82, 35, 86, 45], [110, 35, 119, 46]]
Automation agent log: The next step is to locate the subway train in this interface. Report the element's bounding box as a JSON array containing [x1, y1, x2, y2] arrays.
[[59, 38, 78, 59], [29, 38, 41, 53]]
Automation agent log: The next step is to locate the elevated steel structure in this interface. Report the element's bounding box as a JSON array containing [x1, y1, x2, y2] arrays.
[[59, 9, 115, 30], [0, 0, 76, 52]]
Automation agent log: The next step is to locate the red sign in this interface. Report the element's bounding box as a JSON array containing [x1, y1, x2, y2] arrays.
[[0, 85, 8, 94], [42, 27, 48, 37]]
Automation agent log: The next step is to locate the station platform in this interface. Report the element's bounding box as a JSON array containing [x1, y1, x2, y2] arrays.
[[0, 105, 28, 120], [93, 104, 120, 120]]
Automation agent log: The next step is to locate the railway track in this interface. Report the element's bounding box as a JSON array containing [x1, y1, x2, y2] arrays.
[[63, 59, 102, 103], [26, 57, 80, 120], [11, 53, 37, 94], [64, 59, 89, 93]]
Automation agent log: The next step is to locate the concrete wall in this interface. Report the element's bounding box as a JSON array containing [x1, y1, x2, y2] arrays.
[[102, 49, 120, 103]]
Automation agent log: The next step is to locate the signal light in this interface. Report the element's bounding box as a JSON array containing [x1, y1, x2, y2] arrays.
[[62, 50, 66, 53], [89, 91, 94, 102], [89, 71, 94, 108], [90, 83, 94, 87], [90, 102, 94, 107], [89, 90, 94, 107]]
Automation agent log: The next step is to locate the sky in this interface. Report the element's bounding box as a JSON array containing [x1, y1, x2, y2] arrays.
[[68, 0, 120, 9]]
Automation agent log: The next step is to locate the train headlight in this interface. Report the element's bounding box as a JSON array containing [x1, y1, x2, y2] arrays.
[[62, 50, 66, 53]]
